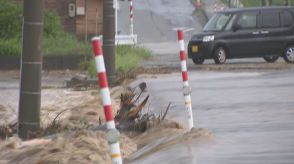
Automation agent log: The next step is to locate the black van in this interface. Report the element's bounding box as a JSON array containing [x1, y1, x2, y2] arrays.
[[188, 7, 294, 64]]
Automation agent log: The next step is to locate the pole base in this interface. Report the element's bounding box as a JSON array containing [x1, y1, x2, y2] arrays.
[[18, 122, 40, 140]]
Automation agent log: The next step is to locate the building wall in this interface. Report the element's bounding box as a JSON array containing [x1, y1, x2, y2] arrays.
[[75, 0, 103, 40], [14, 0, 103, 39], [44, 0, 76, 34]]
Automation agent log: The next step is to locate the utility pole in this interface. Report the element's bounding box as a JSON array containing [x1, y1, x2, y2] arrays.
[[103, 0, 116, 86], [115, 0, 118, 35], [18, 0, 44, 140]]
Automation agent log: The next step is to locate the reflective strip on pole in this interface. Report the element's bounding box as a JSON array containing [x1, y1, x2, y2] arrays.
[[177, 30, 194, 130], [91, 37, 122, 164], [129, 0, 134, 35]]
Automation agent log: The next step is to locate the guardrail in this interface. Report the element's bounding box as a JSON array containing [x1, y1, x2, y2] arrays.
[[116, 35, 137, 45], [97, 35, 138, 45]]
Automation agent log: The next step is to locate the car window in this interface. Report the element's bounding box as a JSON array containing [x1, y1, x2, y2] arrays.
[[203, 13, 232, 32], [225, 14, 237, 31], [282, 11, 293, 27], [237, 12, 257, 29], [216, 14, 231, 30], [261, 11, 280, 28]]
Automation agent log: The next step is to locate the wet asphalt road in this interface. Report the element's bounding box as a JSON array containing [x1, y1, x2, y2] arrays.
[[118, 0, 201, 43], [117, 0, 203, 69], [130, 70, 294, 164]]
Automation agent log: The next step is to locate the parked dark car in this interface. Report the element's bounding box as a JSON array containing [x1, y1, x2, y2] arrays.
[[188, 6, 294, 64]]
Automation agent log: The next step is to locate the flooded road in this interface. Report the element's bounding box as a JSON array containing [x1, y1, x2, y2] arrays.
[[130, 70, 294, 163]]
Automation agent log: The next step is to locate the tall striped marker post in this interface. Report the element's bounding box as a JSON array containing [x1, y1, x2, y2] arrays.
[[195, 0, 201, 8], [214, 1, 217, 12], [177, 30, 194, 130], [92, 37, 122, 164], [129, 0, 134, 35]]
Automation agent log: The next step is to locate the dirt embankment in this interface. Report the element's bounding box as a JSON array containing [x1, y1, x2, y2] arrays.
[[0, 86, 137, 163], [0, 131, 136, 164]]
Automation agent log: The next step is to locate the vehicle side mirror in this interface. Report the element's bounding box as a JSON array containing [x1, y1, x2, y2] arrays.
[[232, 24, 241, 32]]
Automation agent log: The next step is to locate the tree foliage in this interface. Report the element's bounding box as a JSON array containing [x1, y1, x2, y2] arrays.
[[0, 0, 86, 56], [0, 0, 22, 39]]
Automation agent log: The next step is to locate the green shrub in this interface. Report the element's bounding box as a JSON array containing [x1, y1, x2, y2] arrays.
[[239, 0, 261, 6], [43, 10, 91, 56], [116, 45, 150, 73], [85, 60, 97, 78], [0, 38, 21, 56], [0, 0, 91, 57], [86, 45, 151, 77], [43, 35, 90, 56], [44, 11, 65, 38], [240, 0, 294, 6], [0, 0, 22, 39]]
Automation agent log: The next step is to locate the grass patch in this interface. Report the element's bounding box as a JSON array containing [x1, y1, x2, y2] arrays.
[[116, 45, 150, 72], [0, 35, 91, 57], [43, 35, 90, 56], [0, 38, 21, 56], [238, 0, 293, 7], [239, 0, 262, 6], [86, 45, 151, 77], [220, 0, 293, 7]]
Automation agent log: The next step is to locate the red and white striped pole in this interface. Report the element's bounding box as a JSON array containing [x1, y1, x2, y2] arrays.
[[92, 37, 122, 164], [129, 0, 134, 35], [195, 0, 201, 8], [214, 1, 217, 12], [177, 30, 194, 130]]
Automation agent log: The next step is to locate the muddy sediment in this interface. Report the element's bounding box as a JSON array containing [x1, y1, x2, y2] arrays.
[[0, 131, 136, 164], [0, 83, 212, 163]]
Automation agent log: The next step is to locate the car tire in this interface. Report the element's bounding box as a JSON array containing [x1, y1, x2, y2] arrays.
[[192, 57, 204, 64], [213, 47, 227, 64], [283, 46, 294, 63], [263, 56, 279, 63]]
